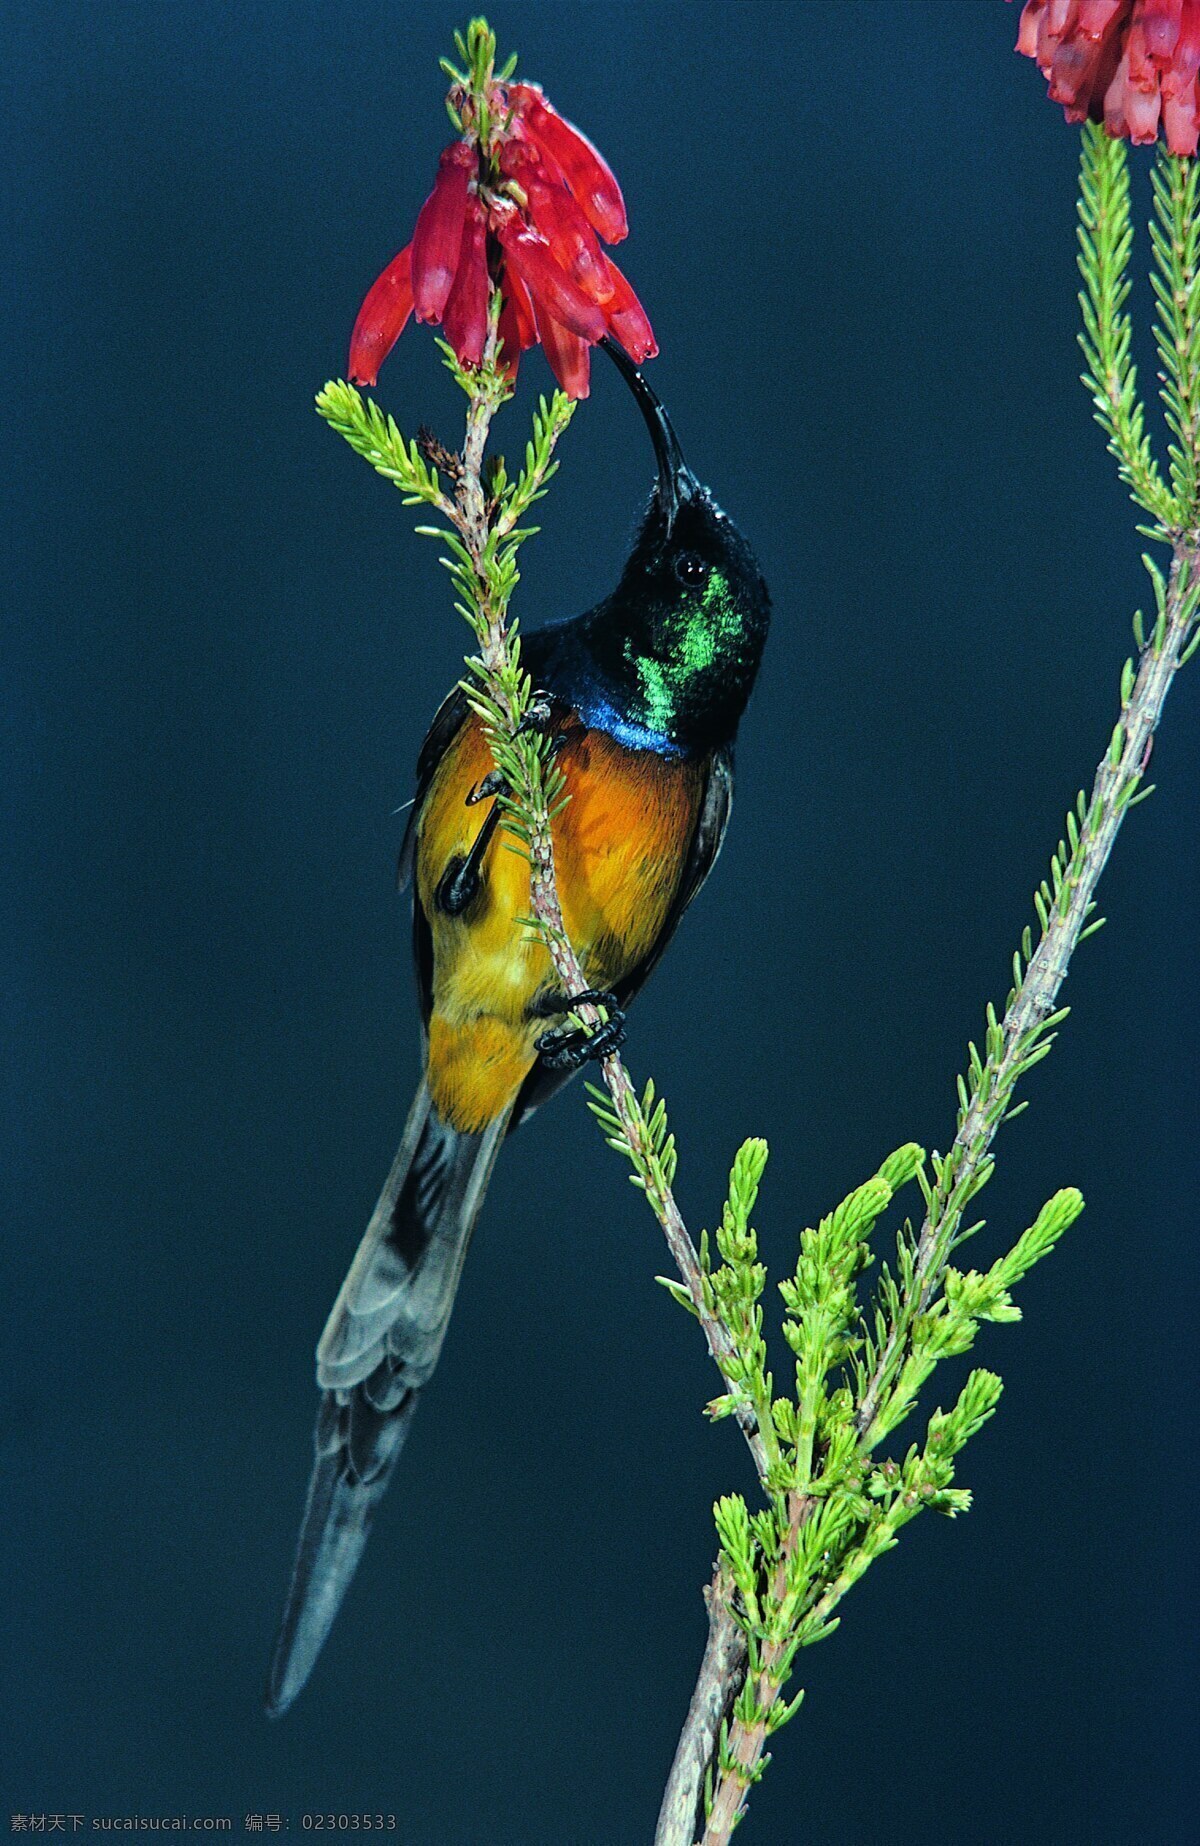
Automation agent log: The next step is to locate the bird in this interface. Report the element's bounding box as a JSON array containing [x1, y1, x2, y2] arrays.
[[265, 338, 771, 1716]]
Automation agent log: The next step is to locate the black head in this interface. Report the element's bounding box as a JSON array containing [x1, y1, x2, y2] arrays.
[[585, 339, 771, 753]]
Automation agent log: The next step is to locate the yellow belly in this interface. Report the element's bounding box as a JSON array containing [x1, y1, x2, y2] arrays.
[[414, 715, 703, 1131]]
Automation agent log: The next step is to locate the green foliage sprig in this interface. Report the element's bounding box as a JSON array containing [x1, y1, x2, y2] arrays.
[[441, 16, 516, 141], [316, 344, 576, 912], [1077, 123, 1174, 529], [1078, 121, 1200, 537], [1151, 150, 1200, 525], [315, 381, 448, 508], [645, 1128, 1082, 1844]]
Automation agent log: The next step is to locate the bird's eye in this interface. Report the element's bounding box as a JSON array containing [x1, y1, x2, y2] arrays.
[[674, 552, 709, 587]]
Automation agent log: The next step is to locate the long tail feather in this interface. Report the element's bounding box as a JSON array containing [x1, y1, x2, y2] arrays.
[[266, 1080, 509, 1716]]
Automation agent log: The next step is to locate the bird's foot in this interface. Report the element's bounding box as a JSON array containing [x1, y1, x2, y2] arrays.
[[463, 699, 580, 812], [533, 989, 627, 1070], [519, 693, 586, 752], [518, 690, 557, 736]]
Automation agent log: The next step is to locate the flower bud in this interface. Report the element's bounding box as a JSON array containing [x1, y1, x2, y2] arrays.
[[501, 140, 614, 304], [1078, 1, 1126, 34], [1141, 0, 1184, 60], [1163, 79, 1200, 146]]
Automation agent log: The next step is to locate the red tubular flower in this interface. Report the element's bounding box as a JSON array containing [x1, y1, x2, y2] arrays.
[[600, 258, 658, 364], [499, 141, 614, 305], [1079, 0, 1129, 32], [442, 198, 490, 368], [532, 298, 593, 398], [497, 269, 537, 378], [530, 182, 615, 305], [346, 56, 654, 398], [411, 142, 475, 322], [1163, 2, 1200, 150], [492, 214, 608, 342], [348, 243, 414, 388], [1016, 0, 1200, 152], [508, 84, 629, 243]]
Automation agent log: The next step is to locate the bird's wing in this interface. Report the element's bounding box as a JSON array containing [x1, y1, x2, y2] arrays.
[[613, 742, 734, 1002], [510, 743, 734, 1127], [396, 682, 470, 895], [396, 682, 471, 1031]]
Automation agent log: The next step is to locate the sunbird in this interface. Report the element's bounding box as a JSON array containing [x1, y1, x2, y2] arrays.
[[267, 341, 771, 1715]]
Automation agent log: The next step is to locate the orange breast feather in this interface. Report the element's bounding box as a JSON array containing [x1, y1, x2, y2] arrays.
[[415, 715, 703, 1132]]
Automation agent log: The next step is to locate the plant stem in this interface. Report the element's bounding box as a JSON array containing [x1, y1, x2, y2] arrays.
[[441, 326, 787, 1840], [446, 338, 771, 1486], [697, 1490, 813, 1846], [855, 537, 1200, 1447], [654, 1571, 748, 1846], [663, 534, 1200, 1845], [459, 317, 517, 687]]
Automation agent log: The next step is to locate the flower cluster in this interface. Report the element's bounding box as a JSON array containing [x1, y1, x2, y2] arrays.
[[1016, 0, 1200, 153], [348, 79, 655, 399]]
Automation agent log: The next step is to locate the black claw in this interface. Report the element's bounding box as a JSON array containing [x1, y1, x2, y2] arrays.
[[529, 986, 612, 1018], [533, 990, 627, 1070]]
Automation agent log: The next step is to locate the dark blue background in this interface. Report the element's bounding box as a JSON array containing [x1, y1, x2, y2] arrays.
[[4, 2, 1197, 1839]]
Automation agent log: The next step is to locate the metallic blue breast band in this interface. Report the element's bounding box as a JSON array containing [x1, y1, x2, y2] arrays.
[[574, 691, 685, 757]]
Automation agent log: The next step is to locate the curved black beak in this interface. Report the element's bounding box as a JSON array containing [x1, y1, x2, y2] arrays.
[[600, 336, 699, 530]]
